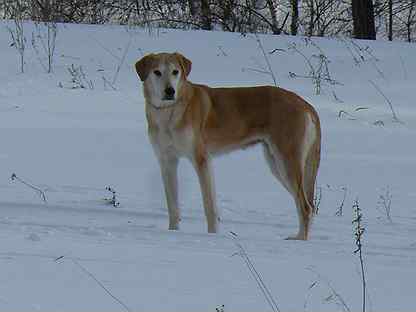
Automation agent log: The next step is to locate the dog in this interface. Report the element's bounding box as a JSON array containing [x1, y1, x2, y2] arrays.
[[135, 52, 321, 240]]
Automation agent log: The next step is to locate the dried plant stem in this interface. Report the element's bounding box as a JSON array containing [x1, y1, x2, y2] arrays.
[[288, 40, 340, 95], [306, 267, 351, 312], [352, 199, 366, 312], [398, 54, 408, 80], [255, 34, 277, 86], [243, 34, 279, 87], [112, 37, 132, 86], [230, 232, 280, 312], [368, 80, 402, 123], [11, 173, 47, 203], [335, 187, 347, 216], [377, 186, 393, 223], [105, 186, 120, 207], [72, 259, 132, 312]]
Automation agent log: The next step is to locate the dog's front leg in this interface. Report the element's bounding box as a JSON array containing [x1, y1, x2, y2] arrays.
[[193, 153, 219, 233], [158, 155, 180, 230]]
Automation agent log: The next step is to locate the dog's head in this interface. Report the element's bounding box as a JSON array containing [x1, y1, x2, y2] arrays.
[[135, 52, 192, 108]]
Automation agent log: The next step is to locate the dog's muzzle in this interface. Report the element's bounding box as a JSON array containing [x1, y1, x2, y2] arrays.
[[163, 87, 175, 101]]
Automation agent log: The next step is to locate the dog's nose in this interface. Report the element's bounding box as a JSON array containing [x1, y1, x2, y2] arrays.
[[165, 87, 175, 97]]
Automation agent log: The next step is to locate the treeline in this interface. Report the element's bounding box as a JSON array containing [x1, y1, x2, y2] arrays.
[[1, 0, 415, 41]]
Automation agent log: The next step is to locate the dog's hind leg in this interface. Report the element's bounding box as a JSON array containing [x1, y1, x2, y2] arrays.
[[193, 150, 219, 233], [263, 140, 314, 240], [263, 111, 320, 240]]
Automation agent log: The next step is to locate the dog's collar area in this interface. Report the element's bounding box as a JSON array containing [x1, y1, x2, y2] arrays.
[[149, 101, 178, 110]]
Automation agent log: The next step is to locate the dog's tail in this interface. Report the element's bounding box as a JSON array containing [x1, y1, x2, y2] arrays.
[[302, 113, 321, 215]]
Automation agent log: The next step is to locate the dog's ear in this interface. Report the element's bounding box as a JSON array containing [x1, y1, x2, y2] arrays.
[[174, 53, 192, 78], [135, 54, 154, 82]]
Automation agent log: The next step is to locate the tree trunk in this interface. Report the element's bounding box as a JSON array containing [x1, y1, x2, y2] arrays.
[[290, 0, 299, 35], [352, 0, 376, 40], [407, 1, 415, 42], [188, 0, 196, 16], [308, 0, 314, 36], [388, 0, 393, 41], [200, 0, 212, 30]]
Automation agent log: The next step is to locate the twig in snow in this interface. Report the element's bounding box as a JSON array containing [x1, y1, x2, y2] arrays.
[[306, 267, 351, 312], [112, 37, 132, 86], [230, 231, 280, 312], [398, 54, 408, 80], [71, 259, 132, 312], [269, 48, 286, 54], [88, 35, 121, 60], [332, 91, 344, 103], [217, 46, 228, 56], [303, 280, 318, 312], [338, 110, 357, 120], [104, 186, 120, 207], [368, 80, 402, 124], [255, 34, 277, 86], [313, 185, 322, 214], [377, 186, 393, 223], [373, 120, 385, 126], [325, 185, 348, 216], [335, 187, 347, 216], [340, 38, 384, 79], [54, 255, 65, 262], [66, 64, 94, 90], [88, 34, 132, 89], [31, 21, 58, 73], [288, 41, 341, 95], [242, 34, 278, 87], [10, 173, 47, 203], [102, 76, 117, 91]]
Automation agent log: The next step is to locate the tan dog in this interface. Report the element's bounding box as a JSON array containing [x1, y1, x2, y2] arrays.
[[135, 52, 321, 240]]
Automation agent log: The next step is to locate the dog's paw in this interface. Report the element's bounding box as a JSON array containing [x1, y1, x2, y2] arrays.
[[168, 224, 179, 231]]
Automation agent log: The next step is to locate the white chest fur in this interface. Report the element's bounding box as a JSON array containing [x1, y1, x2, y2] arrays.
[[147, 108, 194, 159]]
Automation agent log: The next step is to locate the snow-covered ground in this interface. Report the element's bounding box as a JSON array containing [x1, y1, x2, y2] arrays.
[[0, 21, 415, 311]]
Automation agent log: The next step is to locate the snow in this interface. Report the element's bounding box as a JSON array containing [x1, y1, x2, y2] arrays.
[[0, 21, 415, 311]]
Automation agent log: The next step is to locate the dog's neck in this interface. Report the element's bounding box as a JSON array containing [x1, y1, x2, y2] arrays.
[[145, 81, 193, 130]]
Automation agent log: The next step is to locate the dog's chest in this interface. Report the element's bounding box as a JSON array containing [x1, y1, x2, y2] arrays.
[[150, 120, 194, 157]]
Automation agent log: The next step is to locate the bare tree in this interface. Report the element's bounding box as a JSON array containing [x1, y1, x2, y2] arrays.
[[32, 20, 58, 73], [404, 0, 416, 41], [266, 0, 281, 34], [393, 0, 416, 42], [6, 0, 27, 73], [302, 0, 351, 37], [0, 0, 413, 41]]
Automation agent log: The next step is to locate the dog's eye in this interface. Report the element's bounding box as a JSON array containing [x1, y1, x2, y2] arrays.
[[172, 69, 179, 76], [154, 70, 162, 77]]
